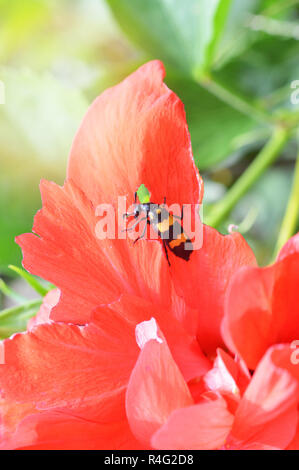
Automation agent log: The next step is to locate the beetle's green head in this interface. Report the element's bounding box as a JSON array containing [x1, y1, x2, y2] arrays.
[[136, 184, 151, 204]]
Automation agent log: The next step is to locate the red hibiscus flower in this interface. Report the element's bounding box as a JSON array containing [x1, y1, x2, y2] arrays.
[[16, 60, 256, 353], [1, 60, 293, 450]]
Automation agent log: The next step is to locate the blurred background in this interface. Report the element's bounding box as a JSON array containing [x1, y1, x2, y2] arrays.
[[1, 0, 299, 314]]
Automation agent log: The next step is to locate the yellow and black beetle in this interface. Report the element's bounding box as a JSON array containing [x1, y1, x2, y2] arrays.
[[124, 184, 193, 265]]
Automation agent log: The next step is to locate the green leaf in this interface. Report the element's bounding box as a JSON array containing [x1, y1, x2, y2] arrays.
[[213, 0, 261, 67], [0, 298, 42, 339], [217, 36, 299, 109], [8, 265, 50, 297], [196, 0, 233, 76], [106, 0, 232, 76], [214, 0, 299, 68], [0, 299, 41, 322]]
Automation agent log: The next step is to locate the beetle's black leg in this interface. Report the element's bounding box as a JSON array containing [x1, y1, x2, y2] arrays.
[[134, 192, 137, 203], [163, 240, 171, 266], [133, 219, 148, 244], [163, 196, 166, 204], [172, 205, 185, 221], [122, 216, 147, 232]]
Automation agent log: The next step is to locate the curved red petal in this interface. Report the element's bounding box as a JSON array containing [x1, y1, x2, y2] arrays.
[[277, 232, 299, 261], [1, 405, 143, 450], [222, 250, 299, 370], [27, 289, 60, 330], [0, 313, 138, 447], [203, 348, 250, 399], [151, 396, 234, 450], [170, 224, 257, 354], [94, 294, 211, 383], [230, 345, 299, 450], [0, 322, 134, 411], [126, 333, 193, 447], [287, 418, 299, 450], [68, 60, 202, 209]]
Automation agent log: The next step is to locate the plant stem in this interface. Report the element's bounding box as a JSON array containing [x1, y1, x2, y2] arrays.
[[273, 151, 299, 257], [205, 126, 290, 228], [198, 74, 273, 125]]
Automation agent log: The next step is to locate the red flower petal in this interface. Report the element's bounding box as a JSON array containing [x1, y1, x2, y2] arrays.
[[2, 294, 205, 412], [27, 289, 60, 330], [277, 232, 299, 261], [68, 60, 202, 208], [0, 322, 133, 412], [229, 345, 299, 450], [170, 224, 257, 354], [94, 295, 211, 383], [126, 325, 193, 447], [287, 418, 299, 450], [204, 348, 250, 399], [151, 395, 234, 450], [1, 404, 143, 450], [222, 236, 299, 369], [0, 303, 140, 448]]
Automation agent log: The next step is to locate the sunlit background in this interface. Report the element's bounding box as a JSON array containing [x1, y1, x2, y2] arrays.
[[1, 0, 299, 311]]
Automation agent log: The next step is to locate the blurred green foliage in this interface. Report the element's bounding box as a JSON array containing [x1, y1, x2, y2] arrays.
[[0, 0, 299, 282], [107, 0, 232, 76], [0, 67, 88, 271]]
